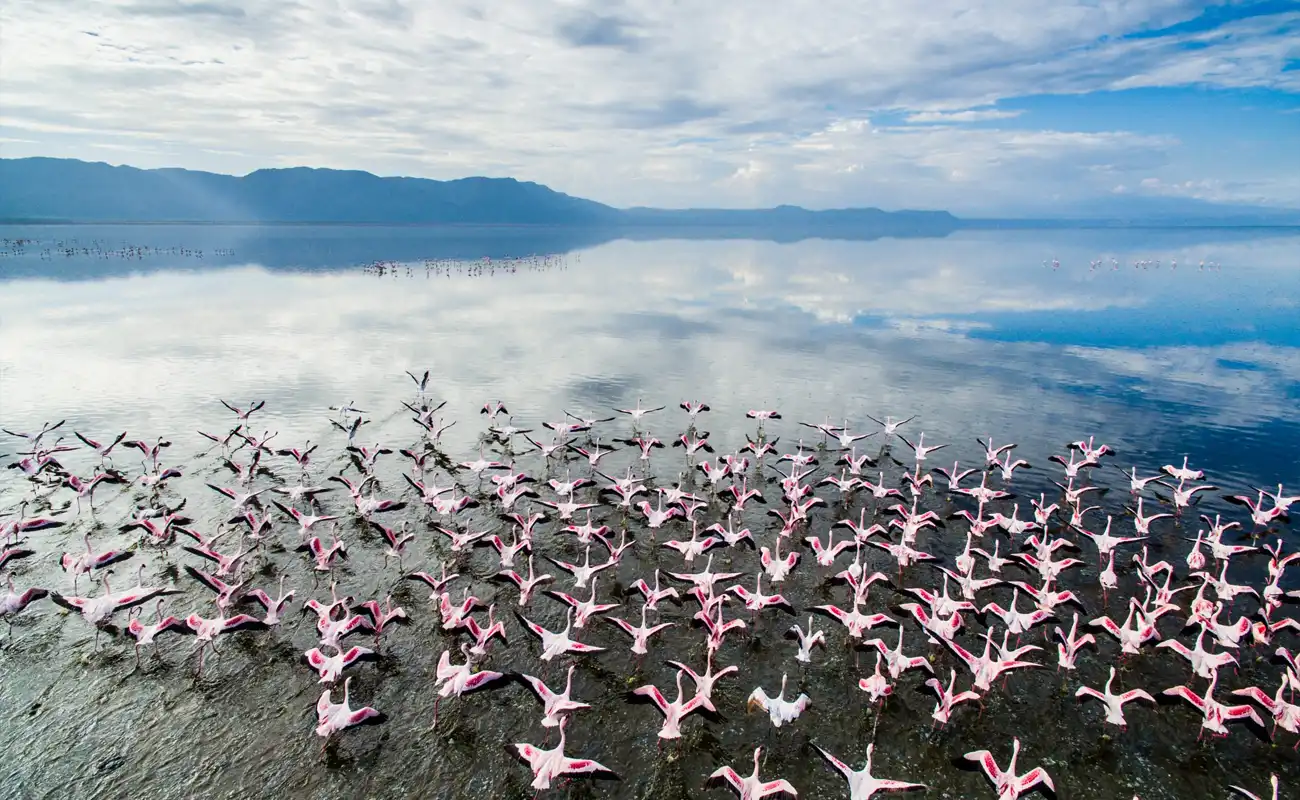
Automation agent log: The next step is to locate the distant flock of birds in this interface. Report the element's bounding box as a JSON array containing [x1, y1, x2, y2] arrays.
[[0, 237, 233, 261], [360, 253, 574, 279], [1044, 257, 1223, 272], [1, 377, 1296, 799]]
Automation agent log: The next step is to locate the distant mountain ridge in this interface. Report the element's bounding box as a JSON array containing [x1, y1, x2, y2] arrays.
[[2, 157, 1295, 229], [0, 157, 621, 225], [0, 157, 957, 233]]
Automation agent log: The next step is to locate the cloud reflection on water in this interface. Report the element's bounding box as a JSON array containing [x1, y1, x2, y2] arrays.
[[0, 227, 1297, 501]]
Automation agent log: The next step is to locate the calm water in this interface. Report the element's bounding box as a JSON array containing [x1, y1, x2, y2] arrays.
[[0, 224, 1297, 799]]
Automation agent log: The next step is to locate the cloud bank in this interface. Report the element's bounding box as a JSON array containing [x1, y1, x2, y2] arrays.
[[0, 1, 1298, 212]]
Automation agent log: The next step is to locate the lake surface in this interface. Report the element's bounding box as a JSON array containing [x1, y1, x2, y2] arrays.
[[0, 224, 1297, 799]]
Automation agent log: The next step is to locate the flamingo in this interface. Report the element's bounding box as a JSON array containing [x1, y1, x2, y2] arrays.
[[516, 608, 606, 661], [464, 604, 508, 657], [432, 644, 505, 726], [1053, 613, 1096, 671], [496, 555, 555, 606], [1229, 775, 1279, 800], [1, 576, 48, 632], [710, 747, 797, 800], [926, 667, 981, 727], [1162, 671, 1264, 738], [786, 615, 826, 663], [548, 577, 620, 628], [509, 718, 616, 791], [314, 676, 384, 745], [864, 626, 934, 679], [184, 608, 268, 676], [520, 664, 591, 728], [124, 600, 186, 665], [747, 673, 810, 728], [304, 644, 375, 685], [630, 569, 680, 611], [729, 572, 793, 616], [666, 651, 738, 712], [1075, 666, 1156, 728], [632, 668, 707, 739], [60, 533, 133, 588], [815, 743, 928, 798], [963, 738, 1054, 800], [1232, 676, 1300, 738], [859, 653, 894, 703], [607, 603, 674, 655]]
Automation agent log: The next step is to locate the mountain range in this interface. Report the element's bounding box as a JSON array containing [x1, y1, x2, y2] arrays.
[[2, 157, 1298, 229]]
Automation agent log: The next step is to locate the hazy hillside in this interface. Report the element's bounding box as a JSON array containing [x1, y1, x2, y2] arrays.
[[0, 158, 622, 225], [0, 158, 958, 234]]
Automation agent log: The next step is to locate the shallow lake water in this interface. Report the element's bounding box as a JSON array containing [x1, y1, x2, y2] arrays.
[[0, 224, 1297, 799]]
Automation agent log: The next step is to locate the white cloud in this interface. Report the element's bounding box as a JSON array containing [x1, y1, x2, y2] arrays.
[[904, 109, 1025, 124], [1135, 175, 1300, 207], [0, 1, 1297, 212]]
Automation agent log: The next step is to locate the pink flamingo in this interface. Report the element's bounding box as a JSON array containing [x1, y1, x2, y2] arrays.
[[509, 717, 616, 791], [315, 676, 383, 748], [815, 743, 928, 798], [709, 746, 796, 800], [632, 668, 707, 740], [963, 737, 1054, 800], [520, 664, 591, 728]]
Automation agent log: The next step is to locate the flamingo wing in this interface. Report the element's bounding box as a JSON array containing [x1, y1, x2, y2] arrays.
[[340, 646, 374, 667], [812, 745, 852, 778], [1119, 689, 1157, 706], [941, 637, 979, 672], [305, 648, 330, 669], [1221, 704, 1264, 724], [1231, 686, 1274, 708], [664, 660, 700, 680], [1163, 685, 1207, 710], [341, 706, 382, 728], [606, 617, 636, 636], [219, 614, 268, 633], [48, 592, 88, 612], [708, 766, 744, 793], [521, 673, 555, 702], [813, 603, 847, 622], [681, 694, 708, 716], [997, 659, 1043, 675], [1016, 767, 1054, 792], [793, 694, 811, 714], [964, 749, 1003, 783], [548, 590, 580, 608], [559, 756, 615, 777], [877, 778, 928, 791], [632, 684, 670, 713], [757, 778, 798, 798], [1089, 616, 1122, 637], [462, 669, 505, 692], [514, 612, 547, 638]]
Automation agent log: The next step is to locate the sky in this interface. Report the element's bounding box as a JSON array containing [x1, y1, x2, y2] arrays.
[[1, 0, 1298, 214]]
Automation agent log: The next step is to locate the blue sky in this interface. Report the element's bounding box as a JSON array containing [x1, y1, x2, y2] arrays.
[[0, 0, 1297, 214]]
